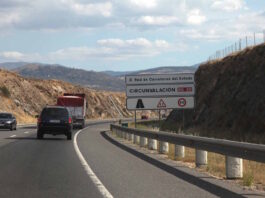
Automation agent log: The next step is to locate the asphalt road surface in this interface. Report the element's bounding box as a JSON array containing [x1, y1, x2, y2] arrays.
[[0, 122, 264, 198]]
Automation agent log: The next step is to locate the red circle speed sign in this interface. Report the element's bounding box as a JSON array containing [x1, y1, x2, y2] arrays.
[[178, 98, 186, 107]]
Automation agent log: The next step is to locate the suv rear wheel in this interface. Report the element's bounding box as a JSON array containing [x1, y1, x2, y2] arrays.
[[37, 131, 43, 139], [67, 132, 72, 140]]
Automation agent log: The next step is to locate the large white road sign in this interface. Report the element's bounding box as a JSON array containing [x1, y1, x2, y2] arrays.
[[127, 97, 194, 110], [126, 84, 195, 97], [125, 73, 194, 85]]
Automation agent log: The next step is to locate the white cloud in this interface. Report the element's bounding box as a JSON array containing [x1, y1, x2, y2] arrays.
[[0, 51, 42, 61], [66, 1, 113, 17], [180, 29, 222, 40], [180, 11, 265, 41], [0, 51, 24, 59], [97, 38, 154, 48], [129, 0, 157, 9], [211, 0, 245, 12], [50, 38, 174, 60], [97, 39, 126, 47], [133, 16, 180, 26], [0, 12, 21, 27], [155, 40, 170, 48], [187, 9, 206, 25], [50, 46, 114, 60]]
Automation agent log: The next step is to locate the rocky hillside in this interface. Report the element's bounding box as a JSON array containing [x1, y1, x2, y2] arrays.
[[162, 44, 265, 144], [0, 69, 131, 124], [13, 64, 125, 91], [104, 65, 197, 77]]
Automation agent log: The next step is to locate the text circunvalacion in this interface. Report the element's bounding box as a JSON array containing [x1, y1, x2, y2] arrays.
[[129, 87, 176, 94]]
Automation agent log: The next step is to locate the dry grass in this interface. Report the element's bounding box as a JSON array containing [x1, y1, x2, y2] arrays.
[[203, 153, 226, 178]]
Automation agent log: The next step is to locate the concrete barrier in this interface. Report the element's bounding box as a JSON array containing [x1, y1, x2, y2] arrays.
[[175, 145, 185, 159], [159, 141, 168, 154], [122, 132, 126, 139], [148, 139, 157, 150], [196, 150, 207, 167], [128, 133, 133, 141], [133, 135, 140, 144], [140, 137, 148, 147], [226, 156, 243, 179]]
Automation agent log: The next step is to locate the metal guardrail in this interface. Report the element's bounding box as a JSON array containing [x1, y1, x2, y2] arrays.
[[110, 124, 265, 164], [17, 124, 37, 128]]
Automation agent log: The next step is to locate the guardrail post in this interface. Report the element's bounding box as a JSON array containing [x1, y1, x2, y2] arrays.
[[148, 138, 157, 150], [118, 130, 122, 138], [115, 129, 120, 137], [122, 132, 126, 139], [140, 136, 148, 147], [159, 141, 169, 154], [196, 150, 207, 167], [175, 145, 185, 159], [128, 133, 133, 141], [113, 128, 117, 136], [133, 135, 140, 144], [225, 156, 243, 179]]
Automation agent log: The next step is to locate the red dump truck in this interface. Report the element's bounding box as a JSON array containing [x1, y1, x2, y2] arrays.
[[57, 93, 87, 129]]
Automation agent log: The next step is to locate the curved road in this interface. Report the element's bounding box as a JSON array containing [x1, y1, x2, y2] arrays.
[[0, 122, 263, 198]]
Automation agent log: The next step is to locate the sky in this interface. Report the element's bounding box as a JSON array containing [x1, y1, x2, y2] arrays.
[[0, 0, 264, 71]]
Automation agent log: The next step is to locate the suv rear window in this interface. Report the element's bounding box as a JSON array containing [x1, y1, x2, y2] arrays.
[[41, 108, 69, 119], [0, 114, 12, 119]]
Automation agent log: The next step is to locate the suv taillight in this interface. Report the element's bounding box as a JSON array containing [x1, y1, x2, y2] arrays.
[[69, 117, 72, 124], [37, 117, 41, 124]]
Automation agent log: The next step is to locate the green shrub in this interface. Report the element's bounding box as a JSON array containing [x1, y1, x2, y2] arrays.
[[0, 86, 11, 98], [243, 172, 254, 187]]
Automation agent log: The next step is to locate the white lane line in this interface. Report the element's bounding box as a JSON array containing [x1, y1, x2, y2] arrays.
[[74, 128, 113, 198], [10, 135, 17, 138], [24, 131, 29, 134]]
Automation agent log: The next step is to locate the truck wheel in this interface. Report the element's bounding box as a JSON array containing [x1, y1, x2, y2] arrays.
[[67, 133, 72, 140]]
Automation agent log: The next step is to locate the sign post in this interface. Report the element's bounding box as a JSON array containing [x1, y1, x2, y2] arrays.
[[134, 110, 137, 128]]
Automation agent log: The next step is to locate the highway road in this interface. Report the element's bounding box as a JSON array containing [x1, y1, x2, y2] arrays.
[[0, 122, 264, 198]]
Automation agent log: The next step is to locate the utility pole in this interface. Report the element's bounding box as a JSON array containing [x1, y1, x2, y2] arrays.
[[182, 109, 185, 131], [158, 110, 161, 129], [134, 110, 137, 128]]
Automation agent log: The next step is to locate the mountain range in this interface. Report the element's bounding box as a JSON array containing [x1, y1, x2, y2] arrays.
[[0, 62, 198, 91]]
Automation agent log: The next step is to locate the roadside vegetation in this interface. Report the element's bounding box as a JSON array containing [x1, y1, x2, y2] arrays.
[[0, 86, 11, 98]]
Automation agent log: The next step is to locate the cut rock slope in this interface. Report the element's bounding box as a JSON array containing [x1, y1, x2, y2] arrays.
[[163, 44, 265, 143], [0, 69, 131, 124]]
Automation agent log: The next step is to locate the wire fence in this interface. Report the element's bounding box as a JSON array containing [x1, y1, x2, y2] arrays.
[[208, 30, 265, 61]]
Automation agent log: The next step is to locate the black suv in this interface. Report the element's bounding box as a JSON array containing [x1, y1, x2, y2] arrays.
[[0, 113, 17, 131], [37, 106, 73, 140]]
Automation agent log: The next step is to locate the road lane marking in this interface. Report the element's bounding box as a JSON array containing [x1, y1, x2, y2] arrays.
[[24, 131, 29, 134], [10, 135, 17, 138], [74, 128, 113, 198]]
